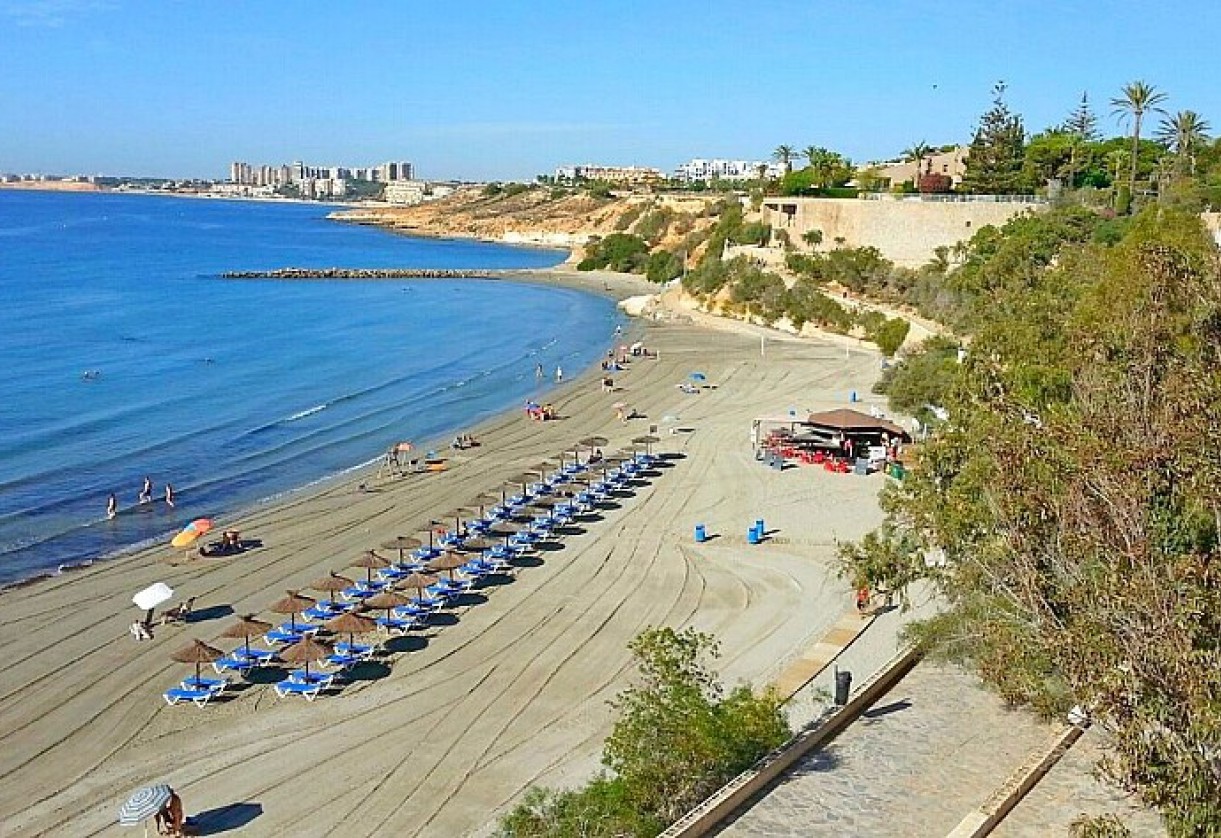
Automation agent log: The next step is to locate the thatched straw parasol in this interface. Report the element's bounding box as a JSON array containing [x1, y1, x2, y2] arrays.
[[220, 614, 272, 658], [171, 638, 224, 685], [268, 590, 316, 633]]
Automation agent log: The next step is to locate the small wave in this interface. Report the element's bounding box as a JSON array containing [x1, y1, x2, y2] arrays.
[[283, 404, 327, 423]]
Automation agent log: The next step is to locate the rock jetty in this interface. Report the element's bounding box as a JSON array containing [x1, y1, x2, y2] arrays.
[[221, 267, 506, 280]]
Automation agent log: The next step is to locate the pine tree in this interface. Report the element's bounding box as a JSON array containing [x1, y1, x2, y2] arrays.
[[1060, 92, 1099, 190], [960, 82, 1029, 194], [1062, 91, 1099, 141]]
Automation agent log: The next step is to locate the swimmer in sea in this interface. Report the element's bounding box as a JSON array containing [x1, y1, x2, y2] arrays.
[[107, 493, 117, 520]]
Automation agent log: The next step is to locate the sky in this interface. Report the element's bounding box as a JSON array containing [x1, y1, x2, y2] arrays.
[[2, 0, 1219, 181]]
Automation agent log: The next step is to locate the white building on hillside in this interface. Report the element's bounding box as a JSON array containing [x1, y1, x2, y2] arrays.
[[674, 158, 782, 182]]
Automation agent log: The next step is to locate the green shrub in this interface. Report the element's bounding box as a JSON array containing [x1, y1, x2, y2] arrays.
[[645, 250, 684, 283], [578, 233, 650, 273]]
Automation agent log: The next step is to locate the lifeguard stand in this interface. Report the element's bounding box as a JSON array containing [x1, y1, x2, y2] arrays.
[[378, 441, 414, 478]]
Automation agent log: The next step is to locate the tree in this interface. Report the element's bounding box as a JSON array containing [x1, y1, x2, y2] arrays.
[[603, 627, 789, 828], [1062, 91, 1100, 141], [904, 141, 934, 182], [960, 82, 1030, 194], [1155, 110, 1211, 176], [802, 228, 823, 248], [1110, 81, 1168, 200], [772, 145, 796, 174], [1061, 92, 1100, 189], [845, 208, 1221, 835]]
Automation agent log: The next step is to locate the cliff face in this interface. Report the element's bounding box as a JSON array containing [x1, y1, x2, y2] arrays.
[[330, 187, 725, 259]]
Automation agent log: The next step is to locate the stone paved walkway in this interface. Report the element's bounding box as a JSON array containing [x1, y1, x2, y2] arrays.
[[717, 662, 1051, 837], [993, 729, 1166, 837]]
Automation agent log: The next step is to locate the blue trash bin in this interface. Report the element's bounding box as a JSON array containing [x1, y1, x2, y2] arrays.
[[747, 526, 760, 545], [755, 518, 765, 535], [694, 524, 707, 543]]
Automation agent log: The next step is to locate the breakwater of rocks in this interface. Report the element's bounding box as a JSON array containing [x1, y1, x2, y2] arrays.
[[221, 267, 508, 280]]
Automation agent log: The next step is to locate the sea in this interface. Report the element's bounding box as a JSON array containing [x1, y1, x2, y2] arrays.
[[0, 190, 620, 586]]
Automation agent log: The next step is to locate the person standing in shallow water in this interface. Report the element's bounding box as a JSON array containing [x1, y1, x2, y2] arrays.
[[164, 484, 175, 507], [139, 476, 152, 504], [107, 493, 117, 520], [555, 365, 563, 383]]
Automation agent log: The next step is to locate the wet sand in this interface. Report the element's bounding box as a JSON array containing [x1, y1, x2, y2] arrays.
[[0, 294, 894, 836]]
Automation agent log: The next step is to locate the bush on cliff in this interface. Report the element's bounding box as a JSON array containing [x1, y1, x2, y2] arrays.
[[577, 233, 650, 273], [497, 627, 790, 837]]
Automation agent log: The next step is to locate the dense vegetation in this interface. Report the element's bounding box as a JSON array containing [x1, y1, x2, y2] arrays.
[[841, 206, 1221, 836], [497, 627, 790, 837]]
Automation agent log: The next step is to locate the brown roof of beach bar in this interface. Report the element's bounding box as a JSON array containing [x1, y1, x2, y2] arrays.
[[806, 408, 909, 439]]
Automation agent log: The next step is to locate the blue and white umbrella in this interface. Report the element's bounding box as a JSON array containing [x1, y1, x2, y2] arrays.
[[118, 783, 172, 826]]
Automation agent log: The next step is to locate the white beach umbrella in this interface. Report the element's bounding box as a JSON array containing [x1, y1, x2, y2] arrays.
[[132, 582, 174, 611]]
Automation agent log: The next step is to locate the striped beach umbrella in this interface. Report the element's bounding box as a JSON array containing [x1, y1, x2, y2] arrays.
[[118, 783, 173, 826]]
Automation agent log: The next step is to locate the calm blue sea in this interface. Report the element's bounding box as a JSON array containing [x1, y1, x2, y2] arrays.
[[0, 190, 617, 585]]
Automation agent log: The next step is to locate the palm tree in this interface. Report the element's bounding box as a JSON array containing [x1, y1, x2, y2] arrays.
[[1155, 110, 1211, 175], [772, 145, 796, 175], [802, 145, 821, 170], [903, 141, 933, 187], [1110, 81, 1168, 197]]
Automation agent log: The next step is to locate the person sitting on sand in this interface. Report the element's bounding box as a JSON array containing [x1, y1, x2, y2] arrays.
[[130, 620, 153, 641], [602, 377, 614, 392], [452, 435, 465, 450], [154, 789, 185, 837]]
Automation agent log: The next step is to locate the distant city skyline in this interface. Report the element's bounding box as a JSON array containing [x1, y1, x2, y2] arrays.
[[2, 1, 1220, 181]]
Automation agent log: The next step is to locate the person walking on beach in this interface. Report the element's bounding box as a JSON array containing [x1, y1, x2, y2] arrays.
[[107, 493, 117, 520], [139, 476, 152, 504], [164, 483, 175, 507], [555, 365, 563, 383]]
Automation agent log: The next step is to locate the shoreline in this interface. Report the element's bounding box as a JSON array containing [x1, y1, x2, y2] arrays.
[[0, 292, 899, 835], [0, 267, 653, 593]]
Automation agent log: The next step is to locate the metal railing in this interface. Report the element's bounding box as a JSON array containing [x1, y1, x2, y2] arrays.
[[858, 192, 1047, 204]]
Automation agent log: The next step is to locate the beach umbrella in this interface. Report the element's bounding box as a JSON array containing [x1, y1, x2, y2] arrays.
[[279, 635, 333, 680], [132, 581, 174, 625], [220, 614, 272, 659], [529, 496, 562, 508], [392, 572, 439, 600], [324, 610, 377, 649], [381, 537, 421, 562], [118, 783, 174, 828], [459, 536, 496, 552], [440, 508, 470, 535], [170, 639, 224, 686], [632, 435, 660, 455], [268, 590, 315, 633], [418, 521, 447, 550], [689, 372, 707, 382], [364, 589, 417, 623], [351, 550, 391, 583], [579, 435, 608, 448], [489, 520, 522, 544], [169, 518, 214, 549], [612, 401, 628, 410], [426, 551, 467, 580], [472, 492, 502, 517], [309, 572, 354, 600]]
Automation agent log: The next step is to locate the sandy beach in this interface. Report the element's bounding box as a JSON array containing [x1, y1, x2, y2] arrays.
[[0, 277, 894, 837]]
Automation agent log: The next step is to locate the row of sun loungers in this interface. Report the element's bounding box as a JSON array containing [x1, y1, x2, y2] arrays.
[[164, 451, 661, 705]]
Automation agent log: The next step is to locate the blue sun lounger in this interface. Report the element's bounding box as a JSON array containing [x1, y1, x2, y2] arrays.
[[163, 686, 216, 707], [288, 668, 335, 687], [181, 675, 229, 694], [274, 679, 322, 701]]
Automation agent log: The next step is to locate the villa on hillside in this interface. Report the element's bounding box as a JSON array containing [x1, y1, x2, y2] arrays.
[[863, 146, 969, 190]]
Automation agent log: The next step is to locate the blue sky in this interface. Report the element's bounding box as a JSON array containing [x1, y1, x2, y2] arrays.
[[2, 0, 1218, 180]]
